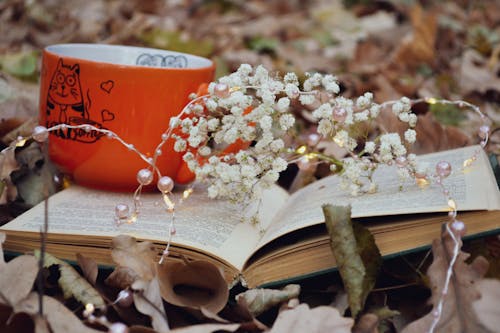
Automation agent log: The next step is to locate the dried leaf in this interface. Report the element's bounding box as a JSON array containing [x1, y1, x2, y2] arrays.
[[34, 250, 105, 308], [268, 303, 353, 333], [0, 254, 38, 306], [14, 292, 102, 333], [111, 235, 157, 281], [76, 253, 98, 286], [106, 266, 141, 290], [377, 109, 470, 155], [459, 49, 500, 95], [472, 279, 500, 332], [169, 323, 240, 333], [322, 205, 381, 318], [352, 313, 379, 333], [0, 51, 39, 81], [392, 5, 437, 70], [235, 284, 300, 317], [0, 148, 19, 204], [11, 141, 61, 207], [402, 229, 492, 333], [0, 232, 6, 269], [132, 278, 170, 333], [157, 260, 229, 314]]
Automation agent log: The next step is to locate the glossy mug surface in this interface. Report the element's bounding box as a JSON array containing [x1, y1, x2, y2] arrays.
[[39, 44, 214, 191]]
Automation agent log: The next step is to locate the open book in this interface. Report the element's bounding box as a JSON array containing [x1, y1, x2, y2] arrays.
[[1, 145, 499, 288]]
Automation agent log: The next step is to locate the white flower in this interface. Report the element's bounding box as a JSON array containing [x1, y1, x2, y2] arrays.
[[272, 157, 288, 172], [270, 139, 284, 152], [369, 105, 380, 118], [199, 146, 211, 156], [317, 119, 333, 136], [174, 139, 187, 152], [333, 130, 349, 148], [303, 73, 322, 91], [408, 114, 417, 127], [392, 102, 403, 115], [356, 93, 372, 109], [279, 114, 295, 130], [354, 110, 369, 122], [237, 64, 253, 77], [223, 127, 238, 144], [259, 115, 273, 131], [398, 112, 410, 122], [276, 97, 290, 112], [207, 118, 220, 131], [169, 116, 181, 128], [312, 103, 333, 120], [299, 94, 315, 105], [364, 141, 376, 154], [206, 98, 218, 111], [321, 74, 340, 94], [404, 129, 417, 143], [284, 72, 299, 85], [285, 83, 300, 98]]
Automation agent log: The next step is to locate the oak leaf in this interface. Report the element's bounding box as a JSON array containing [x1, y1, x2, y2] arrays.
[[323, 205, 381, 318], [157, 259, 228, 314], [472, 279, 500, 333], [401, 228, 493, 333], [76, 253, 98, 286], [235, 284, 300, 317], [35, 250, 105, 308], [14, 292, 102, 333], [268, 303, 353, 333], [111, 235, 157, 281], [132, 278, 170, 333], [0, 254, 38, 306]]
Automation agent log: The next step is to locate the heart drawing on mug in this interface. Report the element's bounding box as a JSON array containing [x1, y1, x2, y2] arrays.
[[136, 53, 188, 68], [101, 109, 115, 122], [100, 80, 114, 93]]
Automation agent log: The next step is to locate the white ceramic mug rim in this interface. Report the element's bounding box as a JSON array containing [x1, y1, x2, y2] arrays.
[[45, 43, 213, 69]]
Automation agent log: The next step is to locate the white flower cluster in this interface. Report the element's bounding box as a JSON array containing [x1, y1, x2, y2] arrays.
[[170, 64, 420, 201]]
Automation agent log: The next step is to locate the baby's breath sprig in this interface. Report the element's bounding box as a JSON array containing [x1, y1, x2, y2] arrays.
[[170, 64, 421, 200]]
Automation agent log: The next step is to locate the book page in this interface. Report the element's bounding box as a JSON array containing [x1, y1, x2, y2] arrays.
[[1, 183, 289, 270], [258, 145, 500, 247]]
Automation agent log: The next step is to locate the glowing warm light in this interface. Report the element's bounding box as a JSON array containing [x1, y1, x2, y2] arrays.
[[163, 194, 175, 211], [426, 97, 438, 104], [229, 86, 241, 92], [333, 137, 344, 147], [416, 178, 430, 189], [85, 303, 95, 313], [447, 199, 457, 211], [15, 139, 27, 147], [183, 188, 193, 199], [463, 159, 473, 168], [296, 145, 307, 154]]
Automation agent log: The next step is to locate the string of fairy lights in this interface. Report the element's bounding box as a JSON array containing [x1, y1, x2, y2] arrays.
[[0, 89, 492, 333]]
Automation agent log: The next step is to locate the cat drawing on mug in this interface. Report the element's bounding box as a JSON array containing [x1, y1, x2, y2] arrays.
[[46, 59, 89, 123]]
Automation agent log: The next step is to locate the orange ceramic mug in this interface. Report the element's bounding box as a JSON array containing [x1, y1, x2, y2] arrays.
[[39, 44, 215, 191]]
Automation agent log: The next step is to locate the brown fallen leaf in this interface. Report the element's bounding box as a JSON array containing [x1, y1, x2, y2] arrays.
[[268, 303, 354, 333], [472, 279, 500, 333], [459, 49, 500, 95], [157, 259, 229, 314], [169, 323, 240, 333], [352, 313, 379, 333], [35, 250, 105, 308], [391, 4, 437, 71], [0, 148, 19, 204], [105, 266, 141, 290], [401, 227, 492, 333], [14, 292, 102, 333], [111, 235, 157, 281], [323, 205, 381, 318], [0, 254, 38, 306], [235, 284, 300, 317], [76, 253, 98, 286], [132, 278, 170, 333], [377, 109, 470, 155], [0, 232, 6, 269]]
